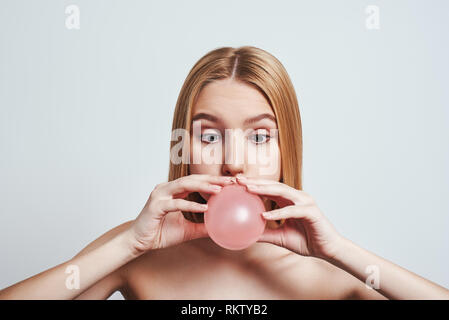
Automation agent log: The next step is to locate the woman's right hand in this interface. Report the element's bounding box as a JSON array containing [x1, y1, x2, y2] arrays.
[[126, 174, 234, 255]]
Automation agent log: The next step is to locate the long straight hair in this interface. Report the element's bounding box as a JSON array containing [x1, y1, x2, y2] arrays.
[[168, 46, 303, 229]]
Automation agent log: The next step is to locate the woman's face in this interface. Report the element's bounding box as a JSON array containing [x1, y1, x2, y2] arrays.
[[189, 79, 281, 204]]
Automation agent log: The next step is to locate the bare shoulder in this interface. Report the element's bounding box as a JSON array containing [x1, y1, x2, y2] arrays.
[[298, 256, 387, 300], [72, 219, 136, 299]]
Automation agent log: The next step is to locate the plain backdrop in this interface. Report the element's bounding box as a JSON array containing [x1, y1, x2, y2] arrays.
[[1, 0, 448, 300]]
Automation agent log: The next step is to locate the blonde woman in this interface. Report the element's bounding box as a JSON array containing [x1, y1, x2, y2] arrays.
[[1, 46, 448, 300]]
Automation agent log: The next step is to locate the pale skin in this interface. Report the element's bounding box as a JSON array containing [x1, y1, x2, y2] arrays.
[[1, 79, 448, 300]]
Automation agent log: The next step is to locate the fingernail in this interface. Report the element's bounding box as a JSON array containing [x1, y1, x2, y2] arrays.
[[200, 204, 208, 209], [210, 185, 222, 191], [262, 212, 272, 217]]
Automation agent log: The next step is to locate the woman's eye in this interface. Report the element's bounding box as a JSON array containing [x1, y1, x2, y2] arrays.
[[200, 131, 270, 144], [201, 133, 221, 143], [250, 133, 270, 144]]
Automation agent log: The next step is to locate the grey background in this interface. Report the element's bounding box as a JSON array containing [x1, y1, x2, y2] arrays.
[[1, 0, 448, 300]]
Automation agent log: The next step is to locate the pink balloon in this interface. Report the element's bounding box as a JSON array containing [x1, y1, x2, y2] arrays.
[[204, 184, 267, 250]]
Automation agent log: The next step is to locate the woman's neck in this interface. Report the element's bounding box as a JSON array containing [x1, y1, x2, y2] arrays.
[[188, 237, 292, 263]]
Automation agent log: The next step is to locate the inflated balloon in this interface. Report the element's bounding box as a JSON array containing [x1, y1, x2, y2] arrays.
[[204, 184, 266, 250]]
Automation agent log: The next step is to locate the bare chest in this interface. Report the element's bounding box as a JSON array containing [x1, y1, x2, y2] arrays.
[[120, 244, 338, 300]]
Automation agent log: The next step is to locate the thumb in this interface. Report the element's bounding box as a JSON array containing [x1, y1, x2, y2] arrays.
[[187, 221, 210, 241], [257, 228, 281, 246]]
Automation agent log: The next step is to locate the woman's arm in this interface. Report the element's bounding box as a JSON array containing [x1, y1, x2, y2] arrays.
[[327, 237, 449, 300], [1, 174, 232, 300], [235, 175, 449, 300], [71, 220, 136, 299], [0, 226, 141, 300]]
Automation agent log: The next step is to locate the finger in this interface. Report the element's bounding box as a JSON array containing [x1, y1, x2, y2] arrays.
[[262, 204, 316, 221], [257, 225, 310, 256], [243, 183, 301, 206], [257, 226, 282, 244], [257, 225, 296, 249], [187, 174, 235, 185], [172, 191, 190, 199], [236, 175, 275, 185], [237, 176, 312, 204], [185, 219, 209, 240], [161, 198, 208, 213], [201, 174, 235, 185], [163, 175, 232, 197]]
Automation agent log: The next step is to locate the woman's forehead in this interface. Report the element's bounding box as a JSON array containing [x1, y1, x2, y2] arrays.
[[192, 80, 275, 124]]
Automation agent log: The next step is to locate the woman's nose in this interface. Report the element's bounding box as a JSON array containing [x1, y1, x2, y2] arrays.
[[222, 129, 246, 176], [222, 162, 244, 177]]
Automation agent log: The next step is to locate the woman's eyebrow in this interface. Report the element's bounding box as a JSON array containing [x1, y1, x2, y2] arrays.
[[192, 113, 220, 123], [191, 112, 276, 125], [243, 113, 277, 125]]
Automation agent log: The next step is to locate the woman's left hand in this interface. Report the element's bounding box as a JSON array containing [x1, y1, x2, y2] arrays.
[[236, 175, 346, 261]]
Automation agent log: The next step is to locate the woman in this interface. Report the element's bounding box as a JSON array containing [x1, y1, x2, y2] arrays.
[[1, 46, 448, 300]]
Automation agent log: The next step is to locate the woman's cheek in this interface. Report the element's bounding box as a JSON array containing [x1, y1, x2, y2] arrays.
[[250, 142, 281, 179]]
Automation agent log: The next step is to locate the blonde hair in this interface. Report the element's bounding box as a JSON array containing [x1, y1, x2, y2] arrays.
[[168, 46, 303, 229]]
